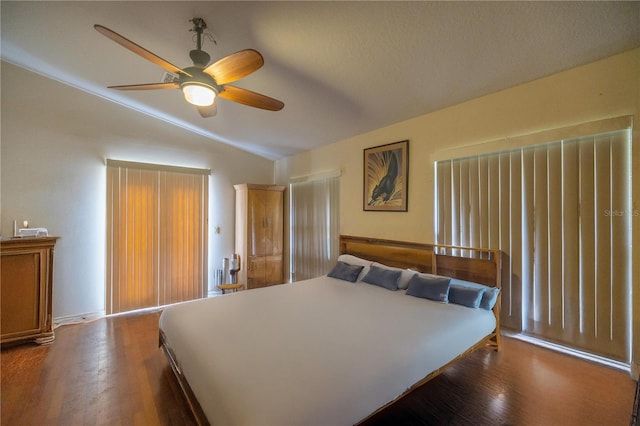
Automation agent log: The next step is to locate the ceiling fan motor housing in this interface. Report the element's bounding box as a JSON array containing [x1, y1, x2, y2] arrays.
[[179, 66, 220, 92]]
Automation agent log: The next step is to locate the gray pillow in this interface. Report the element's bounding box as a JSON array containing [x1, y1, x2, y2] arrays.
[[449, 278, 500, 310], [480, 287, 500, 310], [327, 261, 364, 282], [448, 285, 484, 308], [372, 262, 416, 290], [405, 274, 451, 302], [337, 254, 372, 281], [361, 265, 402, 290]]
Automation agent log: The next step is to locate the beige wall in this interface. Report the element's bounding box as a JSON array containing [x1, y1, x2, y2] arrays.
[[1, 62, 275, 320], [276, 48, 640, 373]]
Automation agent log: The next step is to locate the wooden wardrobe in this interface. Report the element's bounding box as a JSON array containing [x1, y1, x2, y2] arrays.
[[234, 184, 285, 289]]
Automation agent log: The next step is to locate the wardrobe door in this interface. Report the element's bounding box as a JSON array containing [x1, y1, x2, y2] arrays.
[[235, 184, 285, 289]]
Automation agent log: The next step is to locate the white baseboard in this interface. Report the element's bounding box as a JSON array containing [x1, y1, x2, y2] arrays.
[[53, 294, 223, 328], [53, 310, 105, 329]]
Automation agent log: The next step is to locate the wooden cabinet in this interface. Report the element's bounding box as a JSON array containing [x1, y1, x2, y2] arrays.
[[234, 184, 285, 289], [1, 237, 58, 345]]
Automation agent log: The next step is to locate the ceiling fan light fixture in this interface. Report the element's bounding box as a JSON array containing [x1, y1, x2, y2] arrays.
[[182, 82, 217, 106]]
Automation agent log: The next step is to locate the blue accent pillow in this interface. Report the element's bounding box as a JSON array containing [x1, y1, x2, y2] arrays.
[[405, 274, 451, 302], [372, 263, 416, 290], [480, 287, 500, 310], [337, 254, 372, 281], [361, 265, 402, 290], [449, 278, 500, 310], [327, 261, 364, 282], [448, 285, 484, 308]]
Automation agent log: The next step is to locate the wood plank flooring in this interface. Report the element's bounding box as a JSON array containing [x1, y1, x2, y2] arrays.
[[1, 311, 635, 426]]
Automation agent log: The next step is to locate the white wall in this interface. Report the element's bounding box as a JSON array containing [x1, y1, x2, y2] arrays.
[[1, 62, 275, 319]]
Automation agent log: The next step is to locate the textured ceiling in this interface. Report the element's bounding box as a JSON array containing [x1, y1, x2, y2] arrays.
[[2, 1, 639, 159]]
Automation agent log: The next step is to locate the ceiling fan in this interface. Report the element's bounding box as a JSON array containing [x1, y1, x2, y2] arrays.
[[94, 18, 284, 117]]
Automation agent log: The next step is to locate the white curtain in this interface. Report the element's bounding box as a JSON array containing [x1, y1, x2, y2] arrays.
[[290, 173, 340, 281], [435, 128, 632, 362]]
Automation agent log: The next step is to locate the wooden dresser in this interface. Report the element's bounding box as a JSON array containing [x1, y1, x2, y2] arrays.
[[234, 184, 285, 289], [1, 237, 58, 345]]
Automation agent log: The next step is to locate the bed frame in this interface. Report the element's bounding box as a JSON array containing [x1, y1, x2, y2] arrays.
[[339, 235, 502, 423], [160, 235, 502, 426]]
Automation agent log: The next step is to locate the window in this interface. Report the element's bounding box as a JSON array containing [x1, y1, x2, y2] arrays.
[[106, 160, 209, 314], [435, 124, 632, 362], [290, 172, 340, 281]]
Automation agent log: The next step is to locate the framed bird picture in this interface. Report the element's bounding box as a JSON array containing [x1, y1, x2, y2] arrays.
[[363, 140, 409, 211]]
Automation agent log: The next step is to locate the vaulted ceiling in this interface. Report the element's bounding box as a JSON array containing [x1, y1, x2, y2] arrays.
[[2, 1, 639, 160]]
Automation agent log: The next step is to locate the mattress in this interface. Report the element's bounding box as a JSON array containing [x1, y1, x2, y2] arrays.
[[159, 275, 496, 425]]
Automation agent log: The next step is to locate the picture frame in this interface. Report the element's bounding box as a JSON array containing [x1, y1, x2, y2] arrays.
[[363, 140, 409, 211]]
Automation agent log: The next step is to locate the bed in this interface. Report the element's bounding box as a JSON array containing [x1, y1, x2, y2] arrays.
[[159, 235, 502, 425]]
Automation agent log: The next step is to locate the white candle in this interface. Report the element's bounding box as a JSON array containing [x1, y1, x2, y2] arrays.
[[23, 220, 28, 228]]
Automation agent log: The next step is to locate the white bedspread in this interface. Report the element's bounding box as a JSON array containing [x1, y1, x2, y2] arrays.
[[159, 276, 496, 425]]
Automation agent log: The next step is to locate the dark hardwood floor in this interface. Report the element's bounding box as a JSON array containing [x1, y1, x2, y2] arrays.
[[1, 311, 635, 426]]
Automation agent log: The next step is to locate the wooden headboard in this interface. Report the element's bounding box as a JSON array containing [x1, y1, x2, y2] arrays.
[[339, 235, 501, 289], [339, 236, 436, 273]]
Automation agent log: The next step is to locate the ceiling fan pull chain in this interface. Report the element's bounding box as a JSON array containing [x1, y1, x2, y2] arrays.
[[203, 32, 217, 48]]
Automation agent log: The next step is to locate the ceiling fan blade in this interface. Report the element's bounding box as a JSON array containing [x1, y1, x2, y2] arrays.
[[108, 82, 179, 90], [203, 49, 264, 85], [197, 103, 217, 118], [94, 24, 190, 77], [219, 85, 284, 111]]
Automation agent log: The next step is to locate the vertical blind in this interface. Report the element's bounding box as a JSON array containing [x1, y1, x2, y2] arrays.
[[106, 160, 209, 314], [435, 129, 631, 362], [290, 173, 340, 281]]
